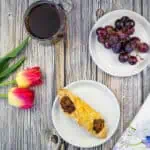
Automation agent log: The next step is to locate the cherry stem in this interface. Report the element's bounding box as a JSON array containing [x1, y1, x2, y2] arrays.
[[0, 80, 17, 87], [129, 142, 142, 146]]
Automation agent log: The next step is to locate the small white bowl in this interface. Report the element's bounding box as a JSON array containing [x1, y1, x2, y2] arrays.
[[89, 10, 150, 77], [52, 80, 120, 148]]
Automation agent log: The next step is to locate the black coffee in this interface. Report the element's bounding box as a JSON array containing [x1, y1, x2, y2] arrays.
[[25, 3, 61, 39]]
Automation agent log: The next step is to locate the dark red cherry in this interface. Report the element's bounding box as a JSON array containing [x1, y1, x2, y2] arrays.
[[104, 40, 112, 49], [108, 33, 119, 45], [125, 43, 134, 53], [126, 28, 135, 35], [130, 37, 140, 49], [105, 25, 114, 34], [128, 56, 138, 65], [119, 52, 129, 63], [112, 42, 122, 53], [115, 19, 124, 30], [121, 16, 130, 22], [125, 19, 135, 29], [97, 35, 105, 43], [117, 31, 128, 40], [96, 27, 106, 36], [138, 43, 149, 53]]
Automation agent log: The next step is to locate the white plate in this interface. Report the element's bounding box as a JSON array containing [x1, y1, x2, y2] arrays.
[[52, 80, 120, 148], [89, 10, 150, 77]]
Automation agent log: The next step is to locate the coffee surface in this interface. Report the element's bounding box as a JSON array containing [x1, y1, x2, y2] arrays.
[[26, 3, 60, 39]]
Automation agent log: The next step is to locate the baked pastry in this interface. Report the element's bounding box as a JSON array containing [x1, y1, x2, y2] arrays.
[[58, 89, 108, 139]]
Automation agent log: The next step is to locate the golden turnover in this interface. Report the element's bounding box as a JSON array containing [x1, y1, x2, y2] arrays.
[[58, 89, 108, 139]]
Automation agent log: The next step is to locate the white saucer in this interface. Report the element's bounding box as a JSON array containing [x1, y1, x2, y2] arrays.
[[52, 80, 120, 148], [89, 10, 150, 77]]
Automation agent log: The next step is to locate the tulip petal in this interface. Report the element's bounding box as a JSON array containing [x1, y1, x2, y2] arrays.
[[16, 66, 42, 88], [8, 87, 34, 109]]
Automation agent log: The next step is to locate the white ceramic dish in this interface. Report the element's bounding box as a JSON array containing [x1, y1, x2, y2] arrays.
[[52, 80, 120, 148], [89, 10, 150, 77]]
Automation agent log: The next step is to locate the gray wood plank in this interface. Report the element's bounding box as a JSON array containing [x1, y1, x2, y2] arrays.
[[97, 1, 118, 149], [97, 0, 142, 150], [81, 0, 104, 150], [142, 0, 150, 102], [0, 0, 56, 150], [81, 1, 103, 150], [65, 0, 96, 83], [0, 0, 147, 150], [65, 0, 97, 149]]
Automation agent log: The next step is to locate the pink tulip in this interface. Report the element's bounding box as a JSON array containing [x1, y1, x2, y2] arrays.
[[16, 67, 42, 88], [0, 67, 42, 88], [8, 87, 34, 109]]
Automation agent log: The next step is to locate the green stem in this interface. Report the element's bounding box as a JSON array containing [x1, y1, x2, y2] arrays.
[[0, 80, 17, 87], [0, 94, 8, 99], [130, 126, 136, 130], [129, 142, 142, 146]]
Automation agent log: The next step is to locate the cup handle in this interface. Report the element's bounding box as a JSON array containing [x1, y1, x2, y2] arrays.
[[58, 0, 73, 14]]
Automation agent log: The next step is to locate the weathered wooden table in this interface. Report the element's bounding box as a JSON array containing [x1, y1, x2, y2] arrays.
[[0, 0, 150, 149]]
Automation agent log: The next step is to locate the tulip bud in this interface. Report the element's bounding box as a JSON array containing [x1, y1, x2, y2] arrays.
[[8, 87, 34, 109], [16, 67, 42, 88]]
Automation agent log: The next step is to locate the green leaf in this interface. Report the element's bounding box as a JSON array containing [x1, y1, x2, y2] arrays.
[[0, 57, 26, 82], [0, 37, 30, 72], [0, 61, 9, 72], [0, 75, 11, 83], [4, 37, 30, 58]]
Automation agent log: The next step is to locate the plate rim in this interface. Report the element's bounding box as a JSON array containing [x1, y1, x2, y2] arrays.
[[89, 9, 150, 77], [52, 80, 120, 148]]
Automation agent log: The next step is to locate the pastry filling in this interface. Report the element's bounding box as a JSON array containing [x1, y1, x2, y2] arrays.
[[60, 96, 75, 114], [93, 119, 104, 133]]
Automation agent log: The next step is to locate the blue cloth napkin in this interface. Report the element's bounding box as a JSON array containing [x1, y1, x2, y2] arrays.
[[113, 94, 150, 150]]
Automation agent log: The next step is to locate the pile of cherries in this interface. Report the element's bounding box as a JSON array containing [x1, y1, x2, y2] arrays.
[[96, 16, 149, 65]]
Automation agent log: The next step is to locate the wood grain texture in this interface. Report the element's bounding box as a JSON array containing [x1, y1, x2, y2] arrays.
[[142, 0, 150, 102], [65, 1, 96, 149], [0, 0, 149, 150], [98, 1, 142, 150], [0, 0, 55, 150]]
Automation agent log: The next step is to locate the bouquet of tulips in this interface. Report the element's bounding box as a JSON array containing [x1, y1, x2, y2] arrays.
[[0, 67, 42, 109], [0, 37, 42, 109]]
